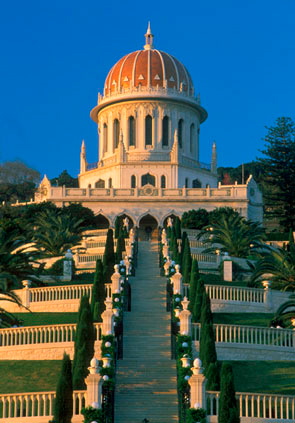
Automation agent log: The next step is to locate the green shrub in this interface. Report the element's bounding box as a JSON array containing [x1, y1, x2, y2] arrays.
[[186, 408, 207, 423]]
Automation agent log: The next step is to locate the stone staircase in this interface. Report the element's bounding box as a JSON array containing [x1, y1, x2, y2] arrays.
[[114, 241, 178, 423]]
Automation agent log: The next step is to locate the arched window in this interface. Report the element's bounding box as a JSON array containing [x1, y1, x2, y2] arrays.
[[113, 119, 120, 150], [192, 178, 201, 188], [103, 123, 108, 152], [162, 116, 169, 147], [129, 116, 136, 147], [145, 115, 152, 146], [178, 119, 184, 148], [190, 123, 195, 154], [141, 173, 155, 187], [95, 179, 105, 188], [108, 178, 112, 188], [185, 178, 189, 188], [131, 175, 136, 188], [161, 175, 166, 188]]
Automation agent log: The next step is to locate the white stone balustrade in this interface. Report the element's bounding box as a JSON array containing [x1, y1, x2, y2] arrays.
[[191, 253, 217, 263], [188, 358, 206, 410], [206, 390, 295, 421], [85, 357, 103, 409], [0, 283, 93, 314], [101, 297, 114, 336], [192, 323, 295, 350], [111, 265, 123, 294], [0, 390, 86, 421], [164, 256, 172, 276], [0, 323, 102, 347], [29, 284, 92, 303], [205, 284, 265, 303]]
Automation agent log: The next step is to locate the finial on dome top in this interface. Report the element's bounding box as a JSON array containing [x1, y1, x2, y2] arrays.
[[144, 22, 154, 50]]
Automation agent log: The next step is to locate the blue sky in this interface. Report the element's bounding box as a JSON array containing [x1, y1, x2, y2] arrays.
[[1, 0, 294, 179]]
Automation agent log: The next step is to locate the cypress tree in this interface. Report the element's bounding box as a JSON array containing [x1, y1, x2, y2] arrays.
[[116, 228, 126, 262], [180, 231, 188, 267], [93, 301, 101, 322], [200, 322, 217, 370], [200, 292, 213, 325], [170, 227, 180, 263], [182, 237, 192, 284], [91, 259, 105, 318], [218, 363, 240, 423], [52, 353, 73, 423], [103, 228, 115, 283], [189, 259, 199, 311], [192, 277, 205, 322], [72, 296, 95, 389], [114, 216, 120, 239], [174, 216, 182, 239], [206, 362, 220, 391]]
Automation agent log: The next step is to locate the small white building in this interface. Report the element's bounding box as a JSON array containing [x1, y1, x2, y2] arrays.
[[36, 25, 263, 238]]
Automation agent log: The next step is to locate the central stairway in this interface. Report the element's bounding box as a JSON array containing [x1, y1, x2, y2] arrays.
[[114, 241, 178, 423]]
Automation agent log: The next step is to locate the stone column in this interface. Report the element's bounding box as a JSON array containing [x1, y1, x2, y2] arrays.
[[63, 250, 73, 280], [111, 265, 122, 293], [101, 297, 114, 335], [164, 256, 172, 276], [22, 280, 31, 308], [85, 357, 103, 409], [179, 297, 191, 336], [161, 229, 167, 244], [162, 243, 169, 258], [171, 264, 183, 296], [262, 280, 273, 311], [223, 254, 232, 282], [188, 358, 207, 409]]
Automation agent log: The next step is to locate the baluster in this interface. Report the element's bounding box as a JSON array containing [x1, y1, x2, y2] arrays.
[[257, 395, 260, 417], [239, 395, 243, 417], [274, 396, 278, 418], [245, 394, 248, 417], [20, 395, 24, 417]]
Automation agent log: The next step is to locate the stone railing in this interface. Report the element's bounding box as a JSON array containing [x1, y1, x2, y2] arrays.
[[82, 229, 109, 237], [205, 284, 265, 303], [191, 253, 217, 263], [0, 390, 86, 422], [29, 284, 92, 303], [207, 390, 295, 421], [192, 323, 295, 350], [183, 284, 264, 304], [1, 284, 93, 314], [0, 322, 102, 347], [75, 254, 104, 265]]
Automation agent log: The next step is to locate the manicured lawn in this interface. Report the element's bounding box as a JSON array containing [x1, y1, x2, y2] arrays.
[[0, 361, 62, 393], [229, 361, 295, 395], [13, 312, 78, 326], [213, 313, 273, 327]]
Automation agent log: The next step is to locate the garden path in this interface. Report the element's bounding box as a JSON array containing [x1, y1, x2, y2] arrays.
[[114, 240, 178, 423]]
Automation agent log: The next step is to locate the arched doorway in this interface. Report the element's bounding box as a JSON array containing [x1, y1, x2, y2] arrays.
[[138, 214, 158, 241], [95, 214, 110, 229]]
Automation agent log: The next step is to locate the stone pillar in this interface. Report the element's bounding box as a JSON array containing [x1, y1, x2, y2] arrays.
[[129, 228, 135, 243], [223, 254, 232, 282], [179, 297, 191, 336], [164, 256, 172, 276], [188, 358, 207, 409], [22, 280, 31, 308], [262, 280, 273, 311], [216, 249, 221, 267], [161, 228, 167, 244], [111, 265, 122, 293], [63, 249, 73, 280], [163, 243, 169, 258], [125, 242, 133, 257], [101, 297, 114, 335], [171, 264, 183, 296], [85, 357, 103, 409], [124, 256, 131, 275]]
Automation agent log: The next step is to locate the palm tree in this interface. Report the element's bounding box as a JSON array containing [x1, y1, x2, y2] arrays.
[[199, 214, 265, 258], [270, 294, 295, 328], [33, 209, 84, 256], [251, 244, 295, 291], [0, 227, 39, 287]]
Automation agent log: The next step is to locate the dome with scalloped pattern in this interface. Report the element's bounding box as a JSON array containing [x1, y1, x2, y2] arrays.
[[104, 24, 194, 97]]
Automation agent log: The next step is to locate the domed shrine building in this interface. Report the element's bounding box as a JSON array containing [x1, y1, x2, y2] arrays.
[[36, 25, 263, 235]]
